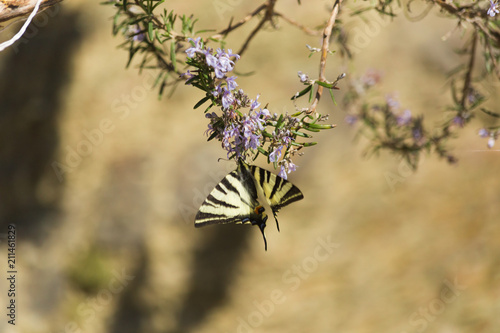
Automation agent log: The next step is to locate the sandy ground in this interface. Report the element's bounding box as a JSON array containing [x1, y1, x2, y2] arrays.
[[0, 1, 499, 333]]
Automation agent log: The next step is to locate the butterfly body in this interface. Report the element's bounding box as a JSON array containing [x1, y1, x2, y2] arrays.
[[195, 160, 304, 250]]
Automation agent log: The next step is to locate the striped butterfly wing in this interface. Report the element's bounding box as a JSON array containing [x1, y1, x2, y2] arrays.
[[194, 163, 265, 227], [245, 162, 304, 231]]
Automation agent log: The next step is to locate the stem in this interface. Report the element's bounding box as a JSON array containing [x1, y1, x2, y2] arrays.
[[273, 12, 322, 36], [214, 4, 268, 38], [460, 31, 477, 109], [308, 0, 342, 114], [238, 0, 277, 56]]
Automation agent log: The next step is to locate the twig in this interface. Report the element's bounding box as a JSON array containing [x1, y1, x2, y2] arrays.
[[485, 38, 500, 78], [212, 3, 267, 39], [237, 0, 277, 56], [308, 0, 342, 114], [460, 30, 477, 109], [273, 11, 322, 36]]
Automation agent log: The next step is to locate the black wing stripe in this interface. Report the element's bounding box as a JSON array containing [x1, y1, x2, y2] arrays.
[[269, 174, 283, 200], [220, 173, 239, 196], [250, 165, 266, 190], [214, 183, 227, 196], [258, 166, 266, 190], [237, 164, 259, 208], [194, 213, 252, 226], [271, 186, 304, 210], [204, 194, 239, 209]]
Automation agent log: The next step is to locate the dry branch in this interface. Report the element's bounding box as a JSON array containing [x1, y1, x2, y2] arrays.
[[0, 0, 62, 23]]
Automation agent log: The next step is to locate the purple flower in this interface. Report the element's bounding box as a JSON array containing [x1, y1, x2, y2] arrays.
[[221, 88, 235, 110], [212, 84, 223, 97], [210, 48, 236, 78], [257, 108, 270, 118], [242, 117, 254, 137], [222, 123, 239, 148], [269, 147, 282, 162], [185, 37, 202, 57], [205, 53, 218, 68], [249, 110, 266, 131], [180, 70, 195, 81], [277, 160, 297, 180], [226, 49, 240, 60], [487, 0, 499, 17], [396, 109, 412, 126], [281, 130, 292, 145], [478, 128, 489, 138], [250, 95, 261, 111], [298, 71, 309, 83], [217, 54, 234, 71], [279, 165, 287, 179], [247, 133, 261, 150], [226, 76, 238, 91]]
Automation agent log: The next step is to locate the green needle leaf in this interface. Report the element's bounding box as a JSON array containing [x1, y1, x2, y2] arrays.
[[194, 96, 210, 109], [148, 21, 154, 41], [291, 85, 312, 100]]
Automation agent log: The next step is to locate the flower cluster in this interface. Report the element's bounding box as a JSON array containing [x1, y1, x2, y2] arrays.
[[183, 38, 302, 178]]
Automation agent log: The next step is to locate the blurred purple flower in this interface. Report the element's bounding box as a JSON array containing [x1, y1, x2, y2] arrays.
[[128, 25, 145, 42], [345, 114, 358, 126], [361, 69, 382, 87], [453, 115, 466, 128], [478, 128, 489, 138], [412, 128, 422, 141], [487, 137, 495, 148], [487, 0, 499, 17], [396, 109, 412, 126], [386, 93, 400, 111]]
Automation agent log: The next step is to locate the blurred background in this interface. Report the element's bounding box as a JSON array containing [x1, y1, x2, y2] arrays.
[[0, 1, 499, 332]]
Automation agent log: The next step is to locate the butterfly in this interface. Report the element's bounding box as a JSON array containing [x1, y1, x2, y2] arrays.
[[194, 159, 304, 250]]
